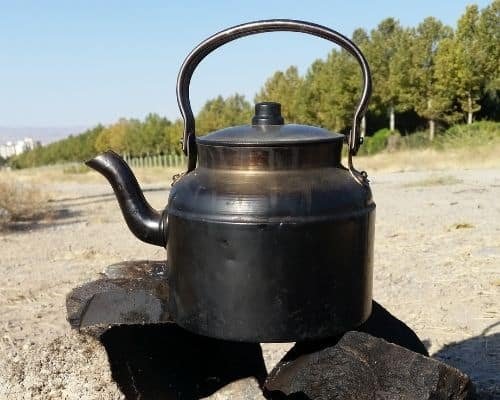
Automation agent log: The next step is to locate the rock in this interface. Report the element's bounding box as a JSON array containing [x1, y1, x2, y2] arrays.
[[202, 377, 266, 399], [0, 332, 123, 400], [66, 260, 171, 337], [265, 331, 474, 400]]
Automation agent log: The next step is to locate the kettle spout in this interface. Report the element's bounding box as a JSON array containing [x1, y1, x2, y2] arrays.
[[86, 150, 167, 247]]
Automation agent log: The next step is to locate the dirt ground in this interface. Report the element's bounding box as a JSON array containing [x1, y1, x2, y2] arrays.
[[0, 161, 499, 398]]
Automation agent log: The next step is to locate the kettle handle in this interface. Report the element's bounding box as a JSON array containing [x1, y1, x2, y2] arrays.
[[177, 19, 372, 173]]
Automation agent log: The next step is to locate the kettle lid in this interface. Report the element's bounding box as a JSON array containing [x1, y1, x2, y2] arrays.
[[197, 102, 344, 147]]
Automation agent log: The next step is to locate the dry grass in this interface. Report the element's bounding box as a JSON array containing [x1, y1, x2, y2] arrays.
[[4, 164, 183, 185], [0, 178, 51, 229], [354, 143, 500, 173], [402, 175, 463, 188], [3, 141, 499, 189], [134, 167, 184, 184]]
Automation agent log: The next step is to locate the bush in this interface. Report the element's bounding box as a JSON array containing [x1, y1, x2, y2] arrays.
[[359, 129, 399, 155], [399, 131, 432, 150], [62, 164, 90, 174], [356, 121, 500, 155], [0, 179, 50, 229], [434, 121, 500, 150]]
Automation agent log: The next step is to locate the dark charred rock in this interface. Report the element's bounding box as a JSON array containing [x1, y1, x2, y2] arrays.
[[265, 331, 474, 400], [66, 260, 171, 337]]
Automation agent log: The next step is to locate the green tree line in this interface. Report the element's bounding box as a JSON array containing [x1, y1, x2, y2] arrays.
[[258, 1, 499, 138], [10, 1, 499, 169]]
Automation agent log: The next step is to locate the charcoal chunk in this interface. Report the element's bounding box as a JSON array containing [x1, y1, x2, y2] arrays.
[[66, 260, 171, 337], [265, 331, 474, 400]]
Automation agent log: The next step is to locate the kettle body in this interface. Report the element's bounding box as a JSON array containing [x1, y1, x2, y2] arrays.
[[167, 137, 375, 342], [87, 19, 375, 342]]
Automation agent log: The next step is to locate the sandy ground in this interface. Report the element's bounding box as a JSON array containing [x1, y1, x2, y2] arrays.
[[0, 164, 499, 398]]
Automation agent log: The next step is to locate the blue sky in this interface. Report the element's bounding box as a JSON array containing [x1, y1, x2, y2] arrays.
[[0, 0, 492, 132]]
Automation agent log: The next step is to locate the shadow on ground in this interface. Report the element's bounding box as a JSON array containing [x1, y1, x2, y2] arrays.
[[98, 302, 429, 399], [50, 186, 168, 207], [1, 187, 168, 233], [433, 322, 500, 400], [101, 324, 267, 400], [283, 301, 429, 363], [1, 207, 82, 233]]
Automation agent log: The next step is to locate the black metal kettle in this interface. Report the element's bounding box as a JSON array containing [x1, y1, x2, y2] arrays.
[[87, 19, 375, 342]]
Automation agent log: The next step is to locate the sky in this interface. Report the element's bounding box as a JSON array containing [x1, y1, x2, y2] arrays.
[[0, 0, 493, 141]]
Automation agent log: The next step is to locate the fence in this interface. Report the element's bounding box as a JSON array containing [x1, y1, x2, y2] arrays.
[[122, 153, 187, 168]]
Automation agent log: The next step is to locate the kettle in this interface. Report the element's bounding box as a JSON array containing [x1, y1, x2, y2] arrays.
[[87, 19, 375, 342]]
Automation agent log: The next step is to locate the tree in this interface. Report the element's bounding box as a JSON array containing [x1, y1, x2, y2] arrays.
[[196, 94, 252, 135], [478, 0, 500, 96], [364, 18, 412, 131], [435, 5, 484, 124], [352, 28, 370, 48], [352, 28, 370, 136], [9, 2, 500, 170], [456, 4, 484, 124], [9, 125, 104, 168], [478, 0, 500, 82], [125, 113, 172, 155], [254, 66, 304, 122], [297, 48, 363, 133], [164, 119, 183, 155], [95, 118, 140, 154], [476, 0, 500, 120], [406, 18, 453, 139]]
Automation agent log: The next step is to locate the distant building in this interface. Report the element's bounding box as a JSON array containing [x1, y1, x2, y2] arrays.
[[0, 138, 40, 159], [0, 142, 15, 158]]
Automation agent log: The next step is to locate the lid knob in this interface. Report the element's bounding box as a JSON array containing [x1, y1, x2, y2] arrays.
[[252, 102, 284, 125]]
